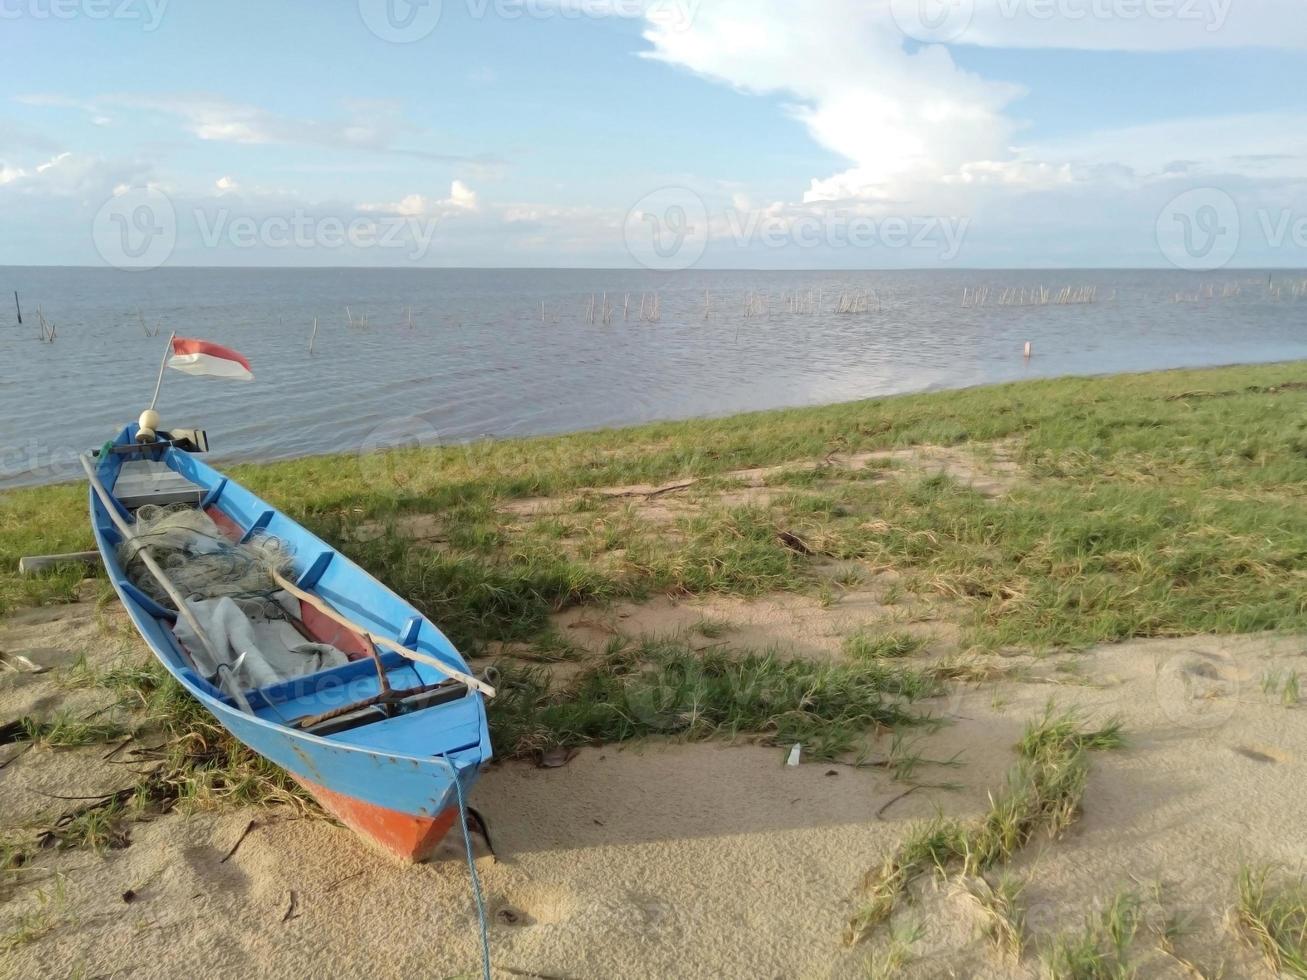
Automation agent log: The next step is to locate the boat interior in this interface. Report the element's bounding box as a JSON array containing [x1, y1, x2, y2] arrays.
[[91, 436, 486, 758]]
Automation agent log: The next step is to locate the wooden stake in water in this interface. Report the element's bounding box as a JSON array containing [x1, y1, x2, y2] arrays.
[[308, 317, 319, 354], [35, 306, 57, 343], [13, 291, 21, 325]]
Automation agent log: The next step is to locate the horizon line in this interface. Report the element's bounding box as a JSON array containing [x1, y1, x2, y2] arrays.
[[1, 264, 1304, 273]]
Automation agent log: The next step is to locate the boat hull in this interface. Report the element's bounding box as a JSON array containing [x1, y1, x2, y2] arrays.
[[87, 427, 492, 861], [297, 777, 459, 863]]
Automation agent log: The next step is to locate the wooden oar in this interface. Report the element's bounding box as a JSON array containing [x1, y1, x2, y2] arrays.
[[272, 572, 495, 699]]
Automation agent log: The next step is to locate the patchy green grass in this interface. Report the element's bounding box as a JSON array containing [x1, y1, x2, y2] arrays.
[[843, 630, 926, 660], [488, 637, 938, 762], [18, 714, 128, 748], [4, 361, 1307, 651], [864, 919, 924, 979], [961, 874, 1027, 962], [692, 617, 731, 640], [0, 875, 67, 953], [127, 661, 312, 813], [846, 707, 1124, 945], [1042, 890, 1143, 980], [45, 799, 130, 853], [1237, 866, 1307, 977], [1263, 670, 1303, 707], [1015, 705, 1126, 758], [21, 659, 317, 858], [0, 832, 36, 902]]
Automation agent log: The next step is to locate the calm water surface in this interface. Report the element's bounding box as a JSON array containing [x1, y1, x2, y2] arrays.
[[2, 267, 1304, 488]]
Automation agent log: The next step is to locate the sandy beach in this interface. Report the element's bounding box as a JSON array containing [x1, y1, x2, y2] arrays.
[[3, 591, 1304, 978], [3, 363, 1307, 978]]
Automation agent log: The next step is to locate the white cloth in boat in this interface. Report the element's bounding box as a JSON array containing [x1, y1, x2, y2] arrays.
[[173, 591, 349, 690]]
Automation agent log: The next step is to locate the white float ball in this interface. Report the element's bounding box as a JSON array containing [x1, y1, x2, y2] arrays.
[[137, 409, 161, 443]]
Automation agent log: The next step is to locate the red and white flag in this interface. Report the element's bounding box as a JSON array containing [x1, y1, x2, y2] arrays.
[[167, 336, 254, 382]]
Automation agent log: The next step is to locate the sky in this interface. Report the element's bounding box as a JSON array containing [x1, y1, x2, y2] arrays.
[[1, 0, 1305, 269]]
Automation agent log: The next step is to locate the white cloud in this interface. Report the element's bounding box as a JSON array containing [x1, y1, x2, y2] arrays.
[[6, 4, 1305, 267], [448, 180, 480, 211], [642, 0, 1028, 208], [640, 0, 1307, 216], [361, 181, 482, 218], [0, 151, 129, 194], [14, 92, 501, 166], [1025, 111, 1307, 179]]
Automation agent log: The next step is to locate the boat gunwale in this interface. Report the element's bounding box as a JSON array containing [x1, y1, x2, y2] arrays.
[[87, 431, 491, 770]]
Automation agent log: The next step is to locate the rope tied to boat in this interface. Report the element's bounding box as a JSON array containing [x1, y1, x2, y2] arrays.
[[439, 754, 491, 980]]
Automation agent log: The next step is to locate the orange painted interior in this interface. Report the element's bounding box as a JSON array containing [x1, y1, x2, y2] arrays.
[[205, 504, 370, 661], [204, 505, 245, 542]]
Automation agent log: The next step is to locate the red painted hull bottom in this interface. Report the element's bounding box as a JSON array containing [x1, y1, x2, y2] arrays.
[[297, 776, 457, 863]]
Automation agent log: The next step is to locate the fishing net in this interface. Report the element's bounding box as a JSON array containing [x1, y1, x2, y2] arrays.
[[118, 503, 295, 609]]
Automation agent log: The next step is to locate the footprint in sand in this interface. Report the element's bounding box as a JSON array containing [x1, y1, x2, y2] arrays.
[[495, 882, 577, 926]]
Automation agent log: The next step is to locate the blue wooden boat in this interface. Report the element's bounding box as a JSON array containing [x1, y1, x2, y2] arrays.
[[85, 424, 493, 861]]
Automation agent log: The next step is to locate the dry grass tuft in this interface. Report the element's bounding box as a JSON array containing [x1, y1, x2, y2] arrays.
[[845, 706, 1124, 945], [1237, 866, 1307, 977]]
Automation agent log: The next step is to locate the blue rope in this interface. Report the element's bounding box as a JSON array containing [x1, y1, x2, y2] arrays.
[[441, 755, 490, 980]]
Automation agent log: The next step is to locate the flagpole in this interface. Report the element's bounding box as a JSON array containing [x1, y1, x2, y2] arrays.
[[148, 332, 176, 412]]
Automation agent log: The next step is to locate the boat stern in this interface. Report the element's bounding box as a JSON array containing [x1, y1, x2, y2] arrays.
[[295, 776, 461, 863]]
